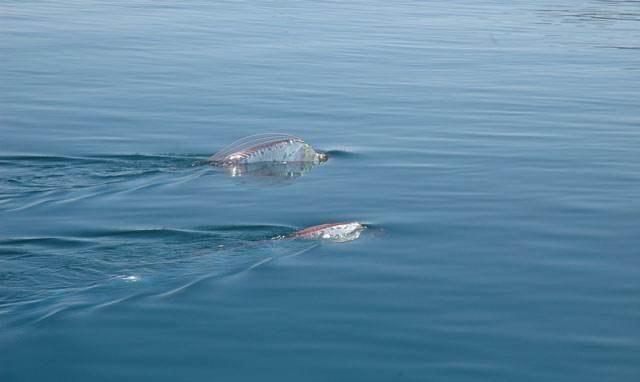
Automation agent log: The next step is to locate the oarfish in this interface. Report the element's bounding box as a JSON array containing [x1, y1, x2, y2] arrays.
[[292, 222, 365, 243], [209, 133, 327, 167]]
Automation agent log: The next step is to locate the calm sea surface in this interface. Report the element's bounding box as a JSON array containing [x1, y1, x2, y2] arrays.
[[1, 1, 639, 380]]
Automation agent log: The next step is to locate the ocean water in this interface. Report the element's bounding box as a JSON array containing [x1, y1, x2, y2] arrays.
[[1, 0, 640, 380]]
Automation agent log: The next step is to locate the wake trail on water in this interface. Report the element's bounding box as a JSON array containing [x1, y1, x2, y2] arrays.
[[0, 148, 363, 211], [0, 151, 362, 331], [0, 154, 209, 211], [0, 225, 318, 331]]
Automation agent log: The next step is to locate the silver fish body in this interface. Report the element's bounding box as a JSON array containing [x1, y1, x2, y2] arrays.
[[209, 134, 326, 167], [293, 222, 365, 243]]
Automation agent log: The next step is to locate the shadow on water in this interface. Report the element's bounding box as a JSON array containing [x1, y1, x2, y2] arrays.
[[0, 224, 321, 331]]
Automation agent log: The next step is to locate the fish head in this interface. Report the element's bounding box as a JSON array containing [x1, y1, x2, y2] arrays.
[[316, 152, 328, 163]]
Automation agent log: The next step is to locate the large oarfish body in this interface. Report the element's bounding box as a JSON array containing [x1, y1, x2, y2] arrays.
[[209, 134, 327, 167]]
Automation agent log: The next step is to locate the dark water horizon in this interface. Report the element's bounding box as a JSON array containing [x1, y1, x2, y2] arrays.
[[1, 1, 639, 381]]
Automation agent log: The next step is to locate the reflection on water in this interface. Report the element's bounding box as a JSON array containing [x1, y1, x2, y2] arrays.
[[221, 161, 319, 179]]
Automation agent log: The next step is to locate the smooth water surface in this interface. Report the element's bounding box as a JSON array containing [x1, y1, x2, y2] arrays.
[[1, 1, 639, 380]]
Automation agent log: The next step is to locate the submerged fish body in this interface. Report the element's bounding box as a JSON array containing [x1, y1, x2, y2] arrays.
[[224, 161, 316, 179], [293, 222, 365, 243], [209, 134, 327, 167]]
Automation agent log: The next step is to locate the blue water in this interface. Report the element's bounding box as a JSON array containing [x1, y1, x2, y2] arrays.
[[2, 0, 640, 380]]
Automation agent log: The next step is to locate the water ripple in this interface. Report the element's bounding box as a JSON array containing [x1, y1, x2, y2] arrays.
[[0, 154, 207, 211], [0, 224, 317, 329]]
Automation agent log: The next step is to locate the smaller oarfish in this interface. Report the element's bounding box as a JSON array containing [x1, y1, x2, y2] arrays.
[[292, 222, 365, 243]]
